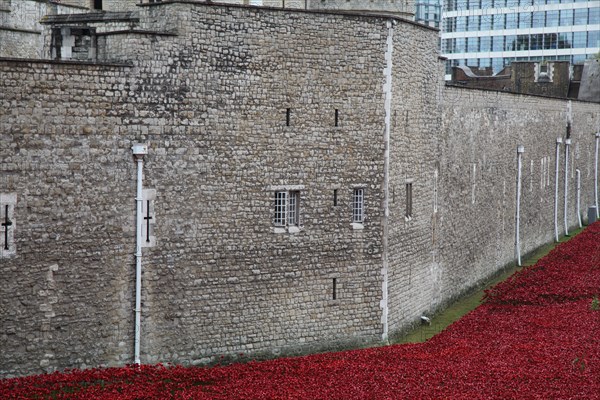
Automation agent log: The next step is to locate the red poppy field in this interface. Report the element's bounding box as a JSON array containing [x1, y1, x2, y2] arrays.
[[2, 223, 600, 399]]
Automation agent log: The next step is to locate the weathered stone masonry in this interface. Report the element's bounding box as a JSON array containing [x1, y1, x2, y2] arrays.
[[435, 88, 598, 309], [0, 0, 88, 59], [1, 3, 401, 377], [1, 2, 598, 377]]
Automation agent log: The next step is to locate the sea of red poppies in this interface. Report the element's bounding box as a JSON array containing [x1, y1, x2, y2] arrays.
[[2, 223, 599, 399]]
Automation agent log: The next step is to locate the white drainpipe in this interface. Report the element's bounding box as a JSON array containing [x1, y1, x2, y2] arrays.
[[564, 138, 571, 236], [576, 169, 582, 228], [554, 137, 562, 242], [515, 145, 524, 266], [595, 132, 599, 219], [132, 143, 148, 365], [380, 19, 395, 344]]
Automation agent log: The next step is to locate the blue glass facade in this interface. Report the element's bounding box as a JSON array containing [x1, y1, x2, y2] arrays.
[[416, 0, 442, 28], [441, 0, 600, 74]]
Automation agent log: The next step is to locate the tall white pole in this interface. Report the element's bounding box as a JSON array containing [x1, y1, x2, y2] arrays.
[[135, 157, 143, 365], [554, 138, 562, 242], [132, 143, 147, 365], [379, 19, 394, 344], [564, 139, 571, 236], [516, 145, 524, 266]]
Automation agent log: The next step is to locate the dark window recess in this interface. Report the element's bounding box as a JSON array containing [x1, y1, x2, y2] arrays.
[[93, 0, 103, 10], [334, 109, 339, 127], [286, 108, 291, 126], [406, 183, 413, 218], [333, 189, 338, 206], [332, 278, 337, 300], [51, 28, 62, 60], [51, 27, 96, 61]]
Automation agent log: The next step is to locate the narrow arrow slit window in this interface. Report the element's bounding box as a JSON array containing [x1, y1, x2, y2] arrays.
[[0, 193, 17, 257]]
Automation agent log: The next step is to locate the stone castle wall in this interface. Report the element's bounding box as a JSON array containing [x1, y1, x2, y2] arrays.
[[434, 88, 598, 312], [56, 0, 140, 11], [1, 1, 599, 378], [0, 0, 88, 59], [1, 3, 400, 377], [1, 60, 138, 375], [386, 22, 444, 335], [306, 0, 415, 17]]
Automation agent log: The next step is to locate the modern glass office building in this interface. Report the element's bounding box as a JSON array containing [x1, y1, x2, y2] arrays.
[[441, 0, 600, 76], [416, 0, 442, 28]]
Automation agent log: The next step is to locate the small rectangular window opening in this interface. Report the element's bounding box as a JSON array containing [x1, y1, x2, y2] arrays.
[[274, 190, 300, 229], [334, 109, 339, 127], [286, 108, 291, 126], [93, 0, 102, 10], [333, 189, 338, 206], [405, 183, 413, 218], [288, 191, 299, 226], [352, 188, 364, 223], [274, 191, 287, 227]]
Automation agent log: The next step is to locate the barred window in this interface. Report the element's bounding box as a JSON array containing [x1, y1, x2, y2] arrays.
[[274, 191, 287, 227], [352, 188, 364, 223], [274, 190, 300, 229], [288, 191, 299, 226]]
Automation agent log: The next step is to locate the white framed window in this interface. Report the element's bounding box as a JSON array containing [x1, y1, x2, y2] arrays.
[[272, 187, 302, 233], [274, 191, 287, 227], [352, 188, 364, 227], [287, 191, 299, 226]]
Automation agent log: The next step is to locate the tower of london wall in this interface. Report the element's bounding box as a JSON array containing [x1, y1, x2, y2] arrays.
[[0, 1, 598, 377], [1, 2, 399, 377]]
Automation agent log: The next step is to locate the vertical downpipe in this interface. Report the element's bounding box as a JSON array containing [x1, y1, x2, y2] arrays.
[[515, 146, 524, 267], [564, 138, 571, 236], [576, 169, 582, 228], [554, 138, 562, 242], [132, 143, 147, 365], [380, 19, 395, 343]]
